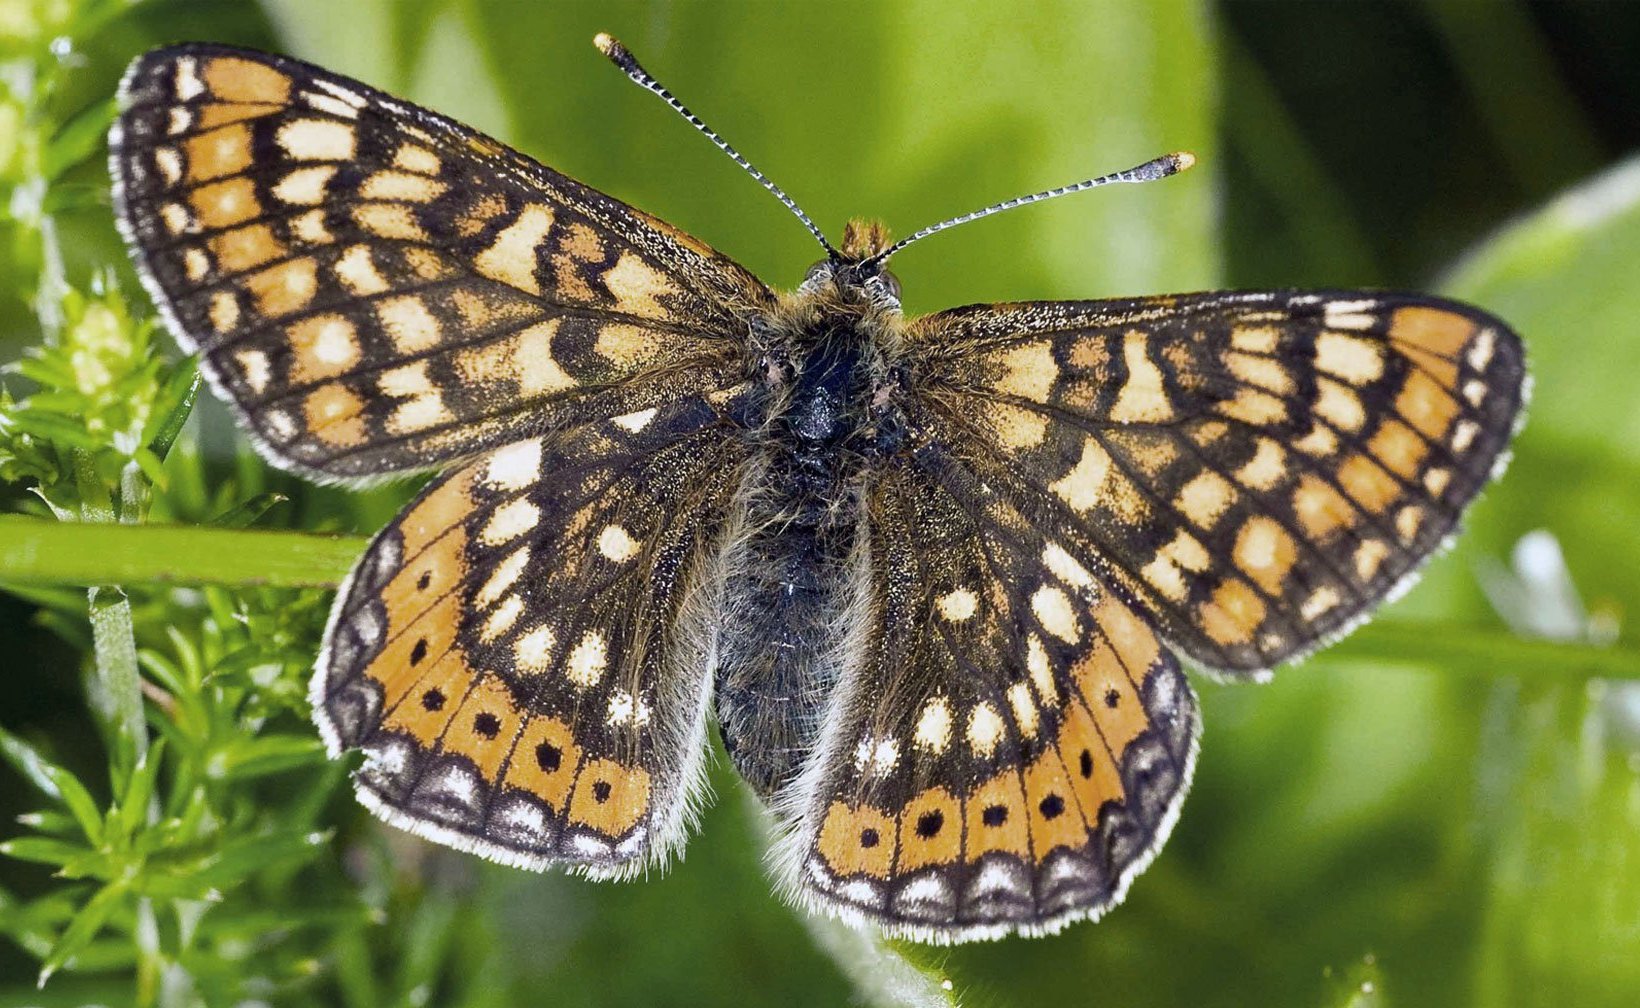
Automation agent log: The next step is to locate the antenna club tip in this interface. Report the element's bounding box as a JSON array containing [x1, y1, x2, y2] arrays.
[[593, 32, 624, 58], [1169, 150, 1197, 173]]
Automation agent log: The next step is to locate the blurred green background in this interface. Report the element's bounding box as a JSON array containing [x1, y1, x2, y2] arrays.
[[2, 1, 1639, 1006]]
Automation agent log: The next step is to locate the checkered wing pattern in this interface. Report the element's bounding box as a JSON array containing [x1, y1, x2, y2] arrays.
[[905, 291, 1526, 676], [788, 441, 1199, 940], [317, 393, 749, 875], [110, 44, 771, 480]]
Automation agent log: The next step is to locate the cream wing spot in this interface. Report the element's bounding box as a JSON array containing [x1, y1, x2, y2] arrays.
[[236, 349, 270, 394], [361, 170, 448, 203], [1027, 635, 1056, 701], [1031, 586, 1080, 643], [276, 119, 355, 161], [183, 248, 210, 281], [1451, 420, 1479, 452], [600, 250, 680, 318], [567, 631, 608, 687], [1314, 331, 1384, 384], [272, 165, 335, 205], [913, 698, 953, 754], [475, 205, 554, 295], [301, 92, 359, 120], [1231, 325, 1280, 353], [1354, 539, 1389, 580], [1467, 327, 1497, 369], [967, 702, 1006, 757], [1006, 682, 1039, 737], [481, 498, 540, 545], [936, 587, 978, 622], [475, 546, 529, 608], [612, 408, 658, 432], [173, 57, 204, 101], [1177, 470, 1235, 528], [1323, 299, 1377, 330], [394, 144, 442, 174], [1048, 437, 1113, 512], [1315, 379, 1365, 432], [1300, 586, 1342, 620], [481, 594, 524, 643], [597, 524, 640, 562], [513, 624, 555, 673], [1236, 438, 1288, 490], [154, 147, 182, 184], [1042, 543, 1094, 589], [335, 244, 387, 296], [376, 296, 440, 352], [484, 439, 542, 491], [995, 342, 1058, 401], [209, 291, 239, 333], [1111, 332, 1172, 422]]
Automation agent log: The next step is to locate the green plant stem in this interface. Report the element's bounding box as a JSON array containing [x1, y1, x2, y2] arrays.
[[3, 514, 1637, 681], [0, 515, 367, 588], [1314, 620, 1640, 682]]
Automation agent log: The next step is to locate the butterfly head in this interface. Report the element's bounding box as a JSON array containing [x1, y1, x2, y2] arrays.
[[799, 218, 903, 308]]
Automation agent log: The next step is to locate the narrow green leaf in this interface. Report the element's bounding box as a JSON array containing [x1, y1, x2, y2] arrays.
[[39, 765, 102, 847], [153, 829, 328, 897], [115, 740, 164, 839], [13, 809, 78, 835], [0, 727, 71, 799], [142, 361, 201, 462], [0, 836, 92, 867], [209, 491, 289, 530], [43, 101, 117, 181], [205, 735, 324, 781], [38, 880, 127, 988]]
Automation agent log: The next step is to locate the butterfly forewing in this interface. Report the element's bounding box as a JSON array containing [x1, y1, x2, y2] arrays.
[[782, 443, 1199, 940], [905, 291, 1526, 675], [111, 44, 770, 480], [319, 393, 749, 874]]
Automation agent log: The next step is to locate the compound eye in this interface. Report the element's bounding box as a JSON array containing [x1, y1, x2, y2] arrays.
[[873, 269, 902, 301], [803, 261, 833, 286]]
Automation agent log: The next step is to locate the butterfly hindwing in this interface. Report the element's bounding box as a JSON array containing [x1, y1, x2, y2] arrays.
[[111, 44, 771, 480], [780, 444, 1199, 940], [316, 392, 749, 874], [905, 291, 1526, 675]]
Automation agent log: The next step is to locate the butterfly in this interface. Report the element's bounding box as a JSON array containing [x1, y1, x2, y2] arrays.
[[108, 35, 1525, 942]]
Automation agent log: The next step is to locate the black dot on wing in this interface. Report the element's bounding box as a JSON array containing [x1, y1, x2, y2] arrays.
[[535, 742, 561, 772], [421, 688, 445, 711], [592, 780, 612, 803], [1040, 794, 1065, 819], [416, 570, 432, 591], [473, 712, 500, 738], [1079, 749, 1094, 778], [860, 828, 880, 848], [1104, 688, 1121, 709], [982, 804, 1008, 827], [915, 810, 944, 838], [409, 638, 428, 665]]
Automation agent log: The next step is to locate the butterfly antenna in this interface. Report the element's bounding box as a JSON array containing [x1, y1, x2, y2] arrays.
[[595, 33, 840, 261], [864, 151, 1197, 268]]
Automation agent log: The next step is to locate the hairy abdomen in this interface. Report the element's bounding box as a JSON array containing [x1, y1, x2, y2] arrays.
[[714, 328, 869, 798]]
